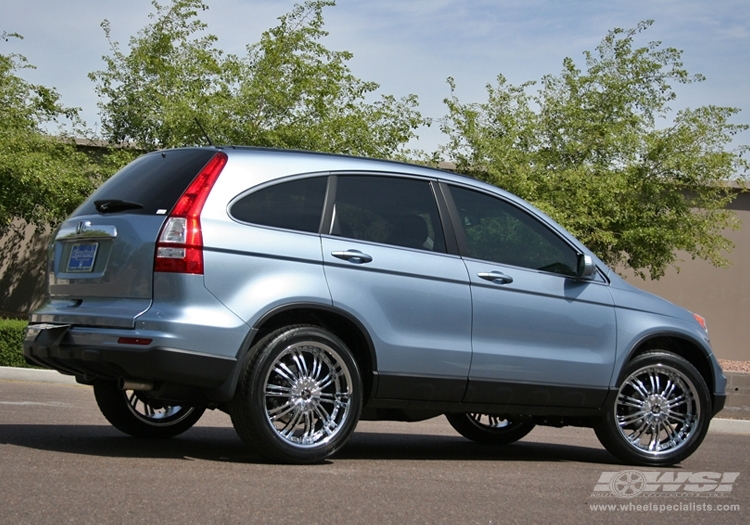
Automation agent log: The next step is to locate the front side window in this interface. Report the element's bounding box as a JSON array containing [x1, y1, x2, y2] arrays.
[[230, 176, 327, 233], [449, 186, 578, 276], [332, 176, 446, 253]]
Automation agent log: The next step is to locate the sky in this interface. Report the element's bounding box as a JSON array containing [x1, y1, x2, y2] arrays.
[[2, 0, 749, 154]]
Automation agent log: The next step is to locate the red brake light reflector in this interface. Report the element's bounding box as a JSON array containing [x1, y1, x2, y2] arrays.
[[117, 337, 153, 346]]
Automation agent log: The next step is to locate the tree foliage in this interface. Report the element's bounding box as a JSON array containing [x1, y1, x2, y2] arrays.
[[441, 21, 749, 279], [90, 0, 426, 157], [5, 13, 748, 282], [0, 33, 102, 237]]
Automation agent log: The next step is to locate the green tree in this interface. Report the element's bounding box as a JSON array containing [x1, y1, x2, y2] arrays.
[[0, 32, 100, 237], [90, 0, 231, 149], [441, 21, 748, 279], [90, 0, 426, 157]]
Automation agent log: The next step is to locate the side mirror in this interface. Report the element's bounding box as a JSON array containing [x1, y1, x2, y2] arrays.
[[577, 253, 596, 279]]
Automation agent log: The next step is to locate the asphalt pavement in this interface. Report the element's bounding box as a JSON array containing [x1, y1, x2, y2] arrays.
[[2, 365, 749, 435], [1, 367, 749, 524]]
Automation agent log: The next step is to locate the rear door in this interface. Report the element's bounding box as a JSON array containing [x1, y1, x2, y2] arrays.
[[321, 175, 472, 402], [33, 149, 219, 328]]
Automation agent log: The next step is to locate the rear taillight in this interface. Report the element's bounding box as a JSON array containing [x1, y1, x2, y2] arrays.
[[154, 151, 228, 274]]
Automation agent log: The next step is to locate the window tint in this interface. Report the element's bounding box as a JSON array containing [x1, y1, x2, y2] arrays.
[[230, 176, 327, 233], [450, 186, 578, 276], [333, 176, 446, 253], [72, 149, 218, 217]]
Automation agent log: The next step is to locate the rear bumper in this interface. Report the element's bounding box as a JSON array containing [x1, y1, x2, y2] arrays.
[[23, 324, 236, 389]]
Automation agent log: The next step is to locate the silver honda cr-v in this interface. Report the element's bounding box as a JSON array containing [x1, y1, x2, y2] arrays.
[[24, 146, 726, 465]]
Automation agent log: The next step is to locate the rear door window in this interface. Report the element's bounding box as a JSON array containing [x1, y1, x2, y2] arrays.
[[332, 175, 446, 253], [230, 176, 327, 233]]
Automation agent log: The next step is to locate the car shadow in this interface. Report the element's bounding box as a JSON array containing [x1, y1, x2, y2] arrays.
[[0, 423, 620, 465], [341, 430, 618, 464]]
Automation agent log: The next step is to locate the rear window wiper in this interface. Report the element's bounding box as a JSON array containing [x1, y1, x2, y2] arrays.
[[95, 199, 145, 214]]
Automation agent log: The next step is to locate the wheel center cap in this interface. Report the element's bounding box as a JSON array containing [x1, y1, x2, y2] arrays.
[[291, 378, 320, 410], [645, 395, 668, 423]]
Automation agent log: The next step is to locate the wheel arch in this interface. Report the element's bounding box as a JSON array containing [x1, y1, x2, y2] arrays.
[[249, 303, 378, 402], [619, 333, 716, 400]]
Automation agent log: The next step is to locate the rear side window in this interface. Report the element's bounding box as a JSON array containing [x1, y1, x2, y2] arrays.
[[230, 176, 327, 233], [332, 175, 446, 253], [72, 149, 218, 217]]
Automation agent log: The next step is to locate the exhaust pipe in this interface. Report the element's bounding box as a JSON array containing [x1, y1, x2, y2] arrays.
[[119, 377, 154, 391]]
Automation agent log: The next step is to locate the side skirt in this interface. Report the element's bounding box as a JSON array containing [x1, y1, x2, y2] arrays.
[[369, 373, 614, 420]]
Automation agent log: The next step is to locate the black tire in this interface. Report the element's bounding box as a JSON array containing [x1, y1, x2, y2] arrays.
[[93, 380, 205, 439], [230, 325, 362, 464], [595, 351, 712, 466], [446, 413, 535, 445]]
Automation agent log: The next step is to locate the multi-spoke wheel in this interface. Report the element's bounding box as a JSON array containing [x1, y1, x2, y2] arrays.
[[230, 325, 362, 464], [93, 380, 205, 438], [446, 413, 535, 445], [595, 351, 711, 466]]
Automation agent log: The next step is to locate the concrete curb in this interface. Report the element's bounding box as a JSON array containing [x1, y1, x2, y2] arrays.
[[0, 366, 78, 385], [708, 418, 750, 435], [2, 366, 750, 435]]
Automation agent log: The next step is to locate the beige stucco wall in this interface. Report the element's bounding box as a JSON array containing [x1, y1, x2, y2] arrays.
[[0, 221, 49, 319], [623, 190, 750, 361]]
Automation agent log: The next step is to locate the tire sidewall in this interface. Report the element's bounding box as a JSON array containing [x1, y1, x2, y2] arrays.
[[238, 325, 363, 463], [597, 351, 712, 466], [93, 380, 205, 439]]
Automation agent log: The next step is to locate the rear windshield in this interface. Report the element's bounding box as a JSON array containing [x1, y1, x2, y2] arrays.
[[71, 149, 218, 217]]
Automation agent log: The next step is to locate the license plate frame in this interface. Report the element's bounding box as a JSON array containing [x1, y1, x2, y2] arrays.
[[67, 242, 99, 273]]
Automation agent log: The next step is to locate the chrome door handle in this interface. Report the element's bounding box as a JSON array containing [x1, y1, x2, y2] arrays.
[[478, 271, 513, 284], [331, 250, 373, 264]]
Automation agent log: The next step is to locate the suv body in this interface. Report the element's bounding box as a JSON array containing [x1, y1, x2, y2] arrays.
[[24, 147, 726, 465]]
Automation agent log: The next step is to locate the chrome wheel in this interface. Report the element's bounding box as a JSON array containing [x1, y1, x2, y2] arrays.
[[615, 364, 700, 456], [595, 351, 711, 466], [124, 390, 198, 427], [231, 325, 362, 463], [468, 414, 517, 430], [93, 380, 205, 438], [263, 341, 354, 448], [446, 412, 535, 445]]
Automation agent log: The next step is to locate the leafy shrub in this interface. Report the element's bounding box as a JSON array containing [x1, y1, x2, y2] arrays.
[[0, 318, 30, 368]]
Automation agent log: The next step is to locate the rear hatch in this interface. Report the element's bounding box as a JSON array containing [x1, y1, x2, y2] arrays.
[[31, 148, 220, 328]]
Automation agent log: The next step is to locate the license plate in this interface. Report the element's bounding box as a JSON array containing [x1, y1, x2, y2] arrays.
[[67, 242, 99, 272]]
